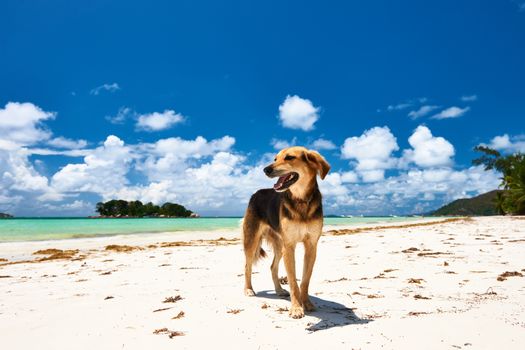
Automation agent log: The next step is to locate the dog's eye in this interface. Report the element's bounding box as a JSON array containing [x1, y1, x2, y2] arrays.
[[284, 155, 296, 161]]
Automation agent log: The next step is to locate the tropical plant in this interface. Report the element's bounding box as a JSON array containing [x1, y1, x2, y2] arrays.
[[95, 200, 193, 217], [503, 158, 525, 214], [473, 146, 525, 215], [493, 191, 506, 215]]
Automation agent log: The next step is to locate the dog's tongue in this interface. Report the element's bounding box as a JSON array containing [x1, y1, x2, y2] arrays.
[[273, 174, 291, 190]]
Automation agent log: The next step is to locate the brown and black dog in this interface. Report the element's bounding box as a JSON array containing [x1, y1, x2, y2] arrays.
[[242, 146, 330, 318]]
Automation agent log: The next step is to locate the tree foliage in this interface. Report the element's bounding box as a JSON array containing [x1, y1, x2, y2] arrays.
[[473, 146, 525, 215], [95, 200, 193, 217]]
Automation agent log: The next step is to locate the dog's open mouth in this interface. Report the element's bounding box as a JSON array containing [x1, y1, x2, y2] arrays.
[[273, 172, 299, 192]]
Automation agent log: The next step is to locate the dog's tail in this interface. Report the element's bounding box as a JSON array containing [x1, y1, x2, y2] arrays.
[[257, 247, 267, 260], [250, 240, 267, 265]]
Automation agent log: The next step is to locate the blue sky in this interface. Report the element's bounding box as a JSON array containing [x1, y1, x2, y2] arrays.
[[1, 0, 524, 216]]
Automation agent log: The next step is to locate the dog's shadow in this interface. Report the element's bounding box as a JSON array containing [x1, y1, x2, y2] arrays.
[[256, 290, 372, 332]]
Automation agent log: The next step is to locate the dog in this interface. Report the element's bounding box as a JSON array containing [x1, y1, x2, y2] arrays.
[[242, 146, 330, 318]]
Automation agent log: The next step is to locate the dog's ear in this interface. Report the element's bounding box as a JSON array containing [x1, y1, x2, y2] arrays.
[[305, 150, 331, 180]]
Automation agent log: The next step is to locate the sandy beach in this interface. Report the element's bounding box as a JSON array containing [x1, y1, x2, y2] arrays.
[[1, 217, 524, 349]]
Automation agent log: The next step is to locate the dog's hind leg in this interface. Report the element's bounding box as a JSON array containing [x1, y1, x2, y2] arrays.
[[269, 236, 289, 297], [242, 211, 263, 296]]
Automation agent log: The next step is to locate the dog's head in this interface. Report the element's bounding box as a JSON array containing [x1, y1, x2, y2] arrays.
[[263, 146, 330, 193]]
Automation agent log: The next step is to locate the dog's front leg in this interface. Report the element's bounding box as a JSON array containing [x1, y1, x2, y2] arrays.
[[300, 237, 318, 311], [282, 243, 304, 318]]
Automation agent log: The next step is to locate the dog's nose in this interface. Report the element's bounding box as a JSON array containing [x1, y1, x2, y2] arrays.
[[263, 165, 273, 176]]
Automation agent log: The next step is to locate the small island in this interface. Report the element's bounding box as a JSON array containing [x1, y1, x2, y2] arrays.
[[93, 200, 197, 218], [0, 212, 14, 219]]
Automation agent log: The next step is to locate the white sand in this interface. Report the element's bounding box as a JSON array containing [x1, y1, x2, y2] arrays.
[[1, 217, 524, 349]]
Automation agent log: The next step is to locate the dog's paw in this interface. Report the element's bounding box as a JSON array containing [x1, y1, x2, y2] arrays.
[[289, 305, 305, 319], [244, 288, 256, 297], [276, 288, 290, 297], [302, 299, 316, 312]]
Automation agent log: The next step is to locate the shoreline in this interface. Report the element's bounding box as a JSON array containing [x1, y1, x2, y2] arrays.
[[0, 216, 430, 244], [0, 217, 451, 263]]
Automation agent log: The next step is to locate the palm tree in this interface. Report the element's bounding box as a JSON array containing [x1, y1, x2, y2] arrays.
[[493, 191, 506, 215], [474, 147, 525, 216], [504, 159, 525, 215]]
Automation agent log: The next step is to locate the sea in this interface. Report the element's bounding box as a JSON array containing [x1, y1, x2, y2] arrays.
[[0, 216, 424, 243]]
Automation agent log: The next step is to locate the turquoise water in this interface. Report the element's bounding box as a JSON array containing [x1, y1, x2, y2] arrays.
[[0, 216, 424, 243]]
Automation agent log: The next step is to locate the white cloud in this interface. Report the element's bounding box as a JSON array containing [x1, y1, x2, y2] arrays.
[[401, 125, 455, 168], [407, 105, 439, 119], [270, 138, 296, 150], [322, 165, 500, 215], [36, 200, 93, 216], [135, 135, 236, 181], [278, 95, 320, 131], [0, 100, 507, 216], [366, 165, 499, 212], [310, 138, 337, 150], [0, 149, 50, 193], [387, 103, 412, 111], [385, 98, 427, 112], [136, 110, 185, 131], [106, 106, 134, 124], [341, 126, 399, 182], [461, 95, 477, 102], [103, 150, 269, 214], [48, 137, 88, 149], [431, 106, 470, 120], [487, 134, 525, 153], [26, 148, 92, 157], [90, 83, 120, 95], [0, 102, 55, 146], [50, 135, 134, 195]]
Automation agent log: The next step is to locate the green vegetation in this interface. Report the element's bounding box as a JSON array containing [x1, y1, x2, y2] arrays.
[[0, 213, 13, 219], [472, 146, 525, 215], [95, 200, 194, 218], [432, 190, 502, 216]]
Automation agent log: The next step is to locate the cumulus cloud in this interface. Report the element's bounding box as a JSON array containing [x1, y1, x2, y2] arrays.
[[461, 95, 477, 102], [136, 110, 185, 131], [487, 134, 525, 153], [47, 137, 88, 149], [278, 95, 320, 131], [0, 101, 506, 216], [90, 83, 120, 95], [320, 164, 500, 215], [0, 149, 50, 193], [407, 105, 439, 119], [341, 126, 399, 182], [270, 138, 297, 150], [135, 135, 236, 181], [362, 165, 499, 213], [0, 102, 71, 210], [0, 102, 55, 146], [401, 126, 455, 168], [96, 148, 269, 214], [431, 106, 470, 120], [50, 135, 134, 195], [310, 138, 337, 150]]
